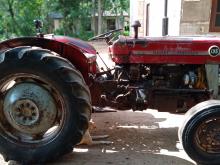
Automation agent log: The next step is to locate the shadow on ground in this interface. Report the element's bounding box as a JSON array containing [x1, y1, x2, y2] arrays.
[[46, 109, 195, 165]]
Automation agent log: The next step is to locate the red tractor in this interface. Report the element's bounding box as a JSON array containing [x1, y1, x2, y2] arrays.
[[0, 20, 220, 164]]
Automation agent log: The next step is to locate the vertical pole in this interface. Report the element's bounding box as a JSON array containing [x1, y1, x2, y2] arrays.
[[162, 0, 169, 36], [164, 0, 168, 17], [91, 0, 96, 35], [98, 0, 102, 34]]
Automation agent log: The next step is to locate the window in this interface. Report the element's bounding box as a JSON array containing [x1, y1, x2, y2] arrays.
[[107, 19, 116, 31], [210, 0, 220, 32], [85, 21, 92, 31]]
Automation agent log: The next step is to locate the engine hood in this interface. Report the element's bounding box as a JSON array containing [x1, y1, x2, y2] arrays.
[[110, 35, 220, 64]]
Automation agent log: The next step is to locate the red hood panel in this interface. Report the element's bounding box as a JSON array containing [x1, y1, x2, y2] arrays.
[[110, 36, 220, 64]]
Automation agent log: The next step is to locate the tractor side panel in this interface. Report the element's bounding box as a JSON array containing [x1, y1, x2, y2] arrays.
[[111, 37, 220, 64]]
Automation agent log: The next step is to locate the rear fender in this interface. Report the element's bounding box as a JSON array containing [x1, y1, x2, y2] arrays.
[[0, 37, 92, 82]]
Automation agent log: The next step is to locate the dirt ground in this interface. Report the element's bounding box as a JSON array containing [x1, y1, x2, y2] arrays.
[[50, 109, 195, 165], [0, 109, 196, 165], [2, 109, 195, 165], [0, 41, 196, 165]]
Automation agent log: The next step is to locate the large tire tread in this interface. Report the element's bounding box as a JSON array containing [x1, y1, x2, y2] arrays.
[[0, 46, 91, 163], [179, 100, 220, 165]]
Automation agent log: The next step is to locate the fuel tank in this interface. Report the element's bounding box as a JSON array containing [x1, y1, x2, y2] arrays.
[[110, 35, 220, 64]]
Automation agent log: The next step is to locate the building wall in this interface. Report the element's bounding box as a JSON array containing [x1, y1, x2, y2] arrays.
[[144, 0, 164, 36], [130, 0, 145, 36], [54, 19, 61, 31], [92, 13, 129, 35], [167, 0, 182, 36], [130, 0, 182, 37], [130, 0, 219, 36], [180, 0, 212, 35]]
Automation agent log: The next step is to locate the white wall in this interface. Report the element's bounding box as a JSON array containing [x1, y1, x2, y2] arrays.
[[167, 0, 182, 36], [130, 0, 182, 37], [130, 0, 139, 26], [130, 0, 145, 37], [145, 0, 164, 36]]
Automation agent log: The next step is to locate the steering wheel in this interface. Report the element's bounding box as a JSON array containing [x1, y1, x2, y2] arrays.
[[89, 29, 122, 44]]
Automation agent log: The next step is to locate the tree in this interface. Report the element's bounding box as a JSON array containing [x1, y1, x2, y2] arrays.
[[98, 0, 103, 34], [46, 0, 94, 39], [0, 0, 129, 40], [0, 0, 46, 39], [53, 0, 129, 36], [95, 0, 129, 34]]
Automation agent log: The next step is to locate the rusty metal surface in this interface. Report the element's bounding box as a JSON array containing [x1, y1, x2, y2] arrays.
[[3, 83, 57, 135], [0, 73, 64, 144], [195, 117, 220, 153]]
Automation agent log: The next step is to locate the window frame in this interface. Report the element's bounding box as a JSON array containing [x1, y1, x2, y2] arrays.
[[210, 0, 220, 32]]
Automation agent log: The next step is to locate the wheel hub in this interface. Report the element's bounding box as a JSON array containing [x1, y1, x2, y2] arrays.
[[196, 118, 220, 153], [3, 83, 57, 135], [12, 99, 39, 126]]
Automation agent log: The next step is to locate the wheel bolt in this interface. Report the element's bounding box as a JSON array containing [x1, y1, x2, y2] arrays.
[[15, 108, 21, 115], [20, 104, 24, 108]]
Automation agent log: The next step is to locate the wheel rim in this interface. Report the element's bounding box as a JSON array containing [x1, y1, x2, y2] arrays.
[[0, 73, 65, 145], [194, 116, 220, 153]]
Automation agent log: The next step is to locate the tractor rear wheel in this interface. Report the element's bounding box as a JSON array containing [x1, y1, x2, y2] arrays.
[[0, 46, 91, 163], [179, 100, 220, 165]]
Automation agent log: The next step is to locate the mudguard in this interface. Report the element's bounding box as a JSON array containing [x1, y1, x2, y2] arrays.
[[0, 36, 97, 82]]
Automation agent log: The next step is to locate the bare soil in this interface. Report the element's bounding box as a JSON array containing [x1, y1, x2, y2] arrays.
[[47, 109, 195, 165], [4, 110, 196, 165], [2, 108, 196, 165]]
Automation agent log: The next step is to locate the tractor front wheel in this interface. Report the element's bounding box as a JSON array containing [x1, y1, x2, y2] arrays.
[[179, 100, 220, 165], [0, 46, 91, 163]]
